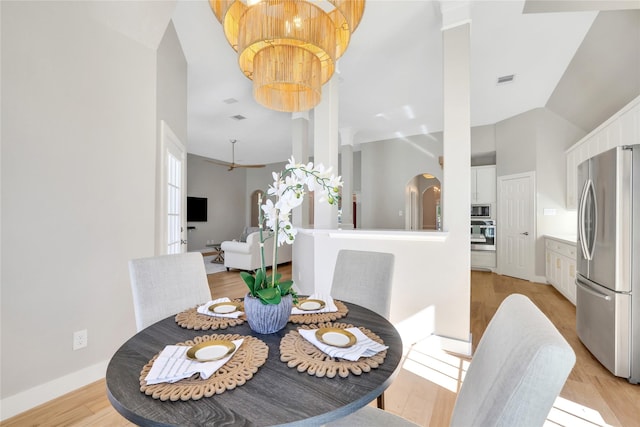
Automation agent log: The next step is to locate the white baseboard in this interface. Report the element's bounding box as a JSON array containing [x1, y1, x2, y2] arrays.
[[0, 359, 108, 421], [490, 270, 549, 286], [532, 274, 548, 284]]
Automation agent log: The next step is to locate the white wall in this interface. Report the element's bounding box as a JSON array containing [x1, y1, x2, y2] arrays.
[[186, 154, 248, 250], [156, 20, 187, 253], [293, 230, 470, 353], [495, 108, 586, 279], [156, 21, 187, 145], [184, 159, 307, 251], [361, 134, 443, 229], [495, 110, 538, 178], [246, 161, 287, 225], [349, 106, 584, 283], [293, 22, 473, 357], [0, 2, 183, 418], [471, 124, 496, 156], [351, 150, 362, 191], [535, 109, 585, 276]]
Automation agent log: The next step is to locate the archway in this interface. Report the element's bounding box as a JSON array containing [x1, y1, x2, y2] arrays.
[[422, 185, 441, 230], [405, 174, 441, 230]]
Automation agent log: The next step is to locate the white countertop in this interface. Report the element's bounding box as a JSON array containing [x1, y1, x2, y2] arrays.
[[300, 228, 449, 242], [545, 234, 577, 245]]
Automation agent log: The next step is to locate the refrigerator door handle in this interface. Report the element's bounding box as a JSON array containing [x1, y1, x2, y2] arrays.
[[576, 275, 612, 301], [578, 179, 593, 260], [578, 179, 586, 258], [587, 179, 598, 260]]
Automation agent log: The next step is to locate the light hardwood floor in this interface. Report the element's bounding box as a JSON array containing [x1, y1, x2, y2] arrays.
[[4, 267, 639, 426]]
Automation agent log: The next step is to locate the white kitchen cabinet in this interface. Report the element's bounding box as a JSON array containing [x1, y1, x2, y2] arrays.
[[545, 236, 577, 305], [470, 165, 496, 204], [566, 95, 640, 209], [471, 250, 496, 270]]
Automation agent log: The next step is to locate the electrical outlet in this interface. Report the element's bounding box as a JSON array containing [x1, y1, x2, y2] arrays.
[[73, 329, 88, 350]]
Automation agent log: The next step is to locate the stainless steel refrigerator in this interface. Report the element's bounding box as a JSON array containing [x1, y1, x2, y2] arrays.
[[576, 144, 639, 384]]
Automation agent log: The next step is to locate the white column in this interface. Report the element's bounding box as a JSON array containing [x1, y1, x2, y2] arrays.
[[313, 74, 340, 229], [291, 111, 310, 228], [441, 1, 471, 251], [339, 128, 354, 229]]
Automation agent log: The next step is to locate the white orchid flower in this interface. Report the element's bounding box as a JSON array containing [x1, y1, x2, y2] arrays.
[[258, 157, 343, 249], [261, 200, 278, 228], [276, 192, 300, 212], [252, 157, 344, 296], [286, 156, 302, 170], [328, 175, 343, 190], [276, 220, 297, 245]]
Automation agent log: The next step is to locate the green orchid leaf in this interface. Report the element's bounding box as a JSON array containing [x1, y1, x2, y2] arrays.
[[278, 280, 293, 295], [257, 287, 281, 304], [265, 273, 282, 288], [254, 268, 266, 288], [240, 271, 256, 295], [257, 287, 278, 300], [264, 293, 282, 305]]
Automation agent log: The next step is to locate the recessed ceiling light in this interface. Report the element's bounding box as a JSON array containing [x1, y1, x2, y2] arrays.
[[497, 74, 515, 85], [223, 98, 239, 104], [230, 115, 246, 121]]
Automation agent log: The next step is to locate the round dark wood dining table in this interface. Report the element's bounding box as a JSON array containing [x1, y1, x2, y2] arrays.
[[106, 300, 403, 427]]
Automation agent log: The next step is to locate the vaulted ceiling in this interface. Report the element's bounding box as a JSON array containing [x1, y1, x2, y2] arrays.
[[92, 0, 640, 165]]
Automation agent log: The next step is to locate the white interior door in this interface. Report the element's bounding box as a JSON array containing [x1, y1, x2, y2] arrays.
[[498, 172, 535, 281], [160, 121, 187, 255]]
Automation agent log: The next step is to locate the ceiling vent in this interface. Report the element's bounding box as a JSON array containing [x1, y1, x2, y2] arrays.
[[223, 98, 239, 104], [230, 114, 247, 121], [497, 74, 515, 85]]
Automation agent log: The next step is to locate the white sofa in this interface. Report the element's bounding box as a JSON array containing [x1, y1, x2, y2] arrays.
[[221, 231, 292, 271]]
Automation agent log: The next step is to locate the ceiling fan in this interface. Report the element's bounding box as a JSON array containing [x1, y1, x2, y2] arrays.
[[206, 139, 266, 171]]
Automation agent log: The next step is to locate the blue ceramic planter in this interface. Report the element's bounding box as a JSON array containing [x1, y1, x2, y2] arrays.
[[244, 293, 292, 334]]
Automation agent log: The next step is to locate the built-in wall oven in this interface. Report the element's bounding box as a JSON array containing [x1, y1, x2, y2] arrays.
[[471, 219, 496, 251]]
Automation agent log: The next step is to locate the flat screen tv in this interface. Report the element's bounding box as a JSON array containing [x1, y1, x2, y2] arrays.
[[187, 196, 207, 222]]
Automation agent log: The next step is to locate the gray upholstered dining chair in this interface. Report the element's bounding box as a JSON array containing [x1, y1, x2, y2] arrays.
[[330, 249, 395, 319], [330, 249, 395, 409], [128, 252, 212, 331], [328, 293, 576, 427]]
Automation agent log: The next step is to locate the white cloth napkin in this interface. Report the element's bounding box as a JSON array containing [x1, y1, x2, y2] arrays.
[[144, 339, 244, 385], [291, 294, 338, 315], [298, 327, 388, 361], [197, 298, 244, 318]]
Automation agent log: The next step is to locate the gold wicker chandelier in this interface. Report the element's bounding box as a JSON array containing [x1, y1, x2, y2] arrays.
[[209, 0, 365, 112]]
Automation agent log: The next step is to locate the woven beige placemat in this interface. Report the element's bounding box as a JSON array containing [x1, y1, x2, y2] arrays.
[[139, 333, 268, 401], [175, 300, 245, 330], [288, 300, 349, 324], [280, 322, 387, 378]]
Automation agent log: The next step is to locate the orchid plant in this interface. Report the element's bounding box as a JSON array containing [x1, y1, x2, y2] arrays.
[[240, 157, 343, 305]]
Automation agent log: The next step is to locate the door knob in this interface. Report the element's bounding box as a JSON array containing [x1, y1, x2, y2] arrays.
[[521, 232, 529, 236]]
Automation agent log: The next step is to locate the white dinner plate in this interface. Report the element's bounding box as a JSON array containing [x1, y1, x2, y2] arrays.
[[315, 328, 357, 348], [208, 301, 240, 314], [186, 340, 236, 362], [296, 299, 326, 311]]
